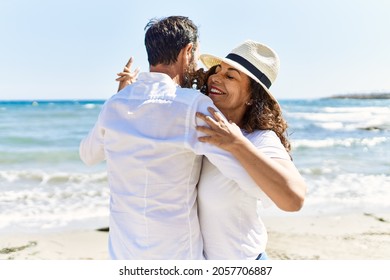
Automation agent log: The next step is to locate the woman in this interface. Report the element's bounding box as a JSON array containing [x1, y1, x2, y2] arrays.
[[116, 40, 307, 260], [195, 40, 306, 260]]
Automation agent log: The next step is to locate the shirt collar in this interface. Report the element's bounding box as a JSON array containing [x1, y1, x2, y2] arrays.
[[138, 72, 180, 87]]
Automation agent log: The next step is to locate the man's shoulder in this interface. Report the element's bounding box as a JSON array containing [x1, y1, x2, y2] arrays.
[[176, 87, 199, 96], [175, 87, 211, 102]]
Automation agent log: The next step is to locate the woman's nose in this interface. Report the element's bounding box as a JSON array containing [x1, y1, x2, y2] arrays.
[[209, 73, 221, 83]]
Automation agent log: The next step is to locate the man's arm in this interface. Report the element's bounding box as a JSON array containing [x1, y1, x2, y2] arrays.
[[79, 116, 106, 166]]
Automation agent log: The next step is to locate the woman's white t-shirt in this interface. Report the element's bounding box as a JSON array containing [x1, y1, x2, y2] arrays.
[[198, 130, 291, 259]]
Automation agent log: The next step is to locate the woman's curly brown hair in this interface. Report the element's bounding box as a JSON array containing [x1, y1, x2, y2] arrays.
[[244, 78, 291, 154], [184, 65, 291, 154]]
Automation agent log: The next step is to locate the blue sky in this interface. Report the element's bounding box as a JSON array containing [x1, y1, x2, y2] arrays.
[[1, 0, 390, 100]]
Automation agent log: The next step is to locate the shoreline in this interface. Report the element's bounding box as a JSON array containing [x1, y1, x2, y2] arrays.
[[1, 212, 389, 260]]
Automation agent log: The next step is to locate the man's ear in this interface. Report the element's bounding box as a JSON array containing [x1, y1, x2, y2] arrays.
[[183, 43, 194, 61], [177, 43, 194, 72]]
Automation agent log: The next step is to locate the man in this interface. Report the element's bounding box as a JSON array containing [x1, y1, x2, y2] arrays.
[[79, 16, 264, 259]]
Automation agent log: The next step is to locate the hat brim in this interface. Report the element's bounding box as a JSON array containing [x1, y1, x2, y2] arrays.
[[200, 54, 278, 103]]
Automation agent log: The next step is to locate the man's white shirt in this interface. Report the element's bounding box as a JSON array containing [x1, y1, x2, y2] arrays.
[[79, 72, 267, 259]]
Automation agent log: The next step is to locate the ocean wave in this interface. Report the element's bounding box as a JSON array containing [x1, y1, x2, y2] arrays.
[[312, 121, 390, 131], [0, 170, 109, 233], [300, 173, 390, 215], [1, 170, 389, 232], [83, 103, 97, 109], [292, 136, 388, 149], [322, 106, 390, 113], [287, 106, 390, 131], [0, 170, 107, 186], [314, 122, 344, 130]]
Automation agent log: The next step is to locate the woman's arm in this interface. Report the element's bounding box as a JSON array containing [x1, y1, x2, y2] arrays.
[[196, 107, 307, 212]]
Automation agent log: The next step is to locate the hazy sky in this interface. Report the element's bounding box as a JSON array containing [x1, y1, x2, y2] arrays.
[[1, 0, 390, 100]]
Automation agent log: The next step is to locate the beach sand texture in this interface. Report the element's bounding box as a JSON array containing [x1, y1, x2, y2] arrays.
[[1, 213, 389, 260]]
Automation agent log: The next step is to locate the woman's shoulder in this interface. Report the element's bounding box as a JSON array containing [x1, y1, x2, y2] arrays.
[[244, 129, 290, 159], [243, 129, 278, 143]]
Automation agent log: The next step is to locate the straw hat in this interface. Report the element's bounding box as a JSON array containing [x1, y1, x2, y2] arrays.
[[200, 40, 280, 101]]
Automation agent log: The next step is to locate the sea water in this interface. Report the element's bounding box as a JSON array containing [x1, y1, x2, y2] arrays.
[[0, 99, 389, 233]]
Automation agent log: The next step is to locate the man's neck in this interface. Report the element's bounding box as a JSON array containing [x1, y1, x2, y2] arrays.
[[150, 64, 182, 86]]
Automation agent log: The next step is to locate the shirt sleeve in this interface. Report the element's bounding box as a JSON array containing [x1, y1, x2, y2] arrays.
[[79, 104, 106, 166], [248, 130, 291, 160], [186, 94, 268, 200]]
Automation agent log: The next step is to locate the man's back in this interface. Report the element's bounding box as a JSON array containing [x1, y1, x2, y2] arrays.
[[80, 71, 266, 259], [80, 72, 211, 259]]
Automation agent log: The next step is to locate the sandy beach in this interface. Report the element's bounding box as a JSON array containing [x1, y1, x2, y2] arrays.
[[1, 212, 389, 260], [264, 212, 390, 260]]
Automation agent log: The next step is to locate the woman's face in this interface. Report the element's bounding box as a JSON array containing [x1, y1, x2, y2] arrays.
[[206, 62, 252, 124]]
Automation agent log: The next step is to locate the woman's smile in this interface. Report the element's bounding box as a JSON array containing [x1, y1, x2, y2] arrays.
[[209, 86, 225, 95]]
